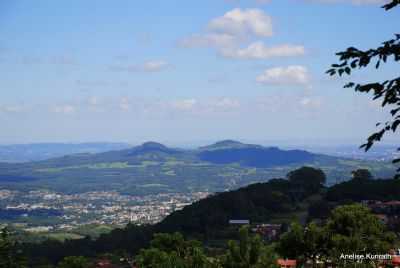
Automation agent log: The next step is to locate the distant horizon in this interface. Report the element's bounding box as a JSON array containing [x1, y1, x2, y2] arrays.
[[0, 138, 398, 149]]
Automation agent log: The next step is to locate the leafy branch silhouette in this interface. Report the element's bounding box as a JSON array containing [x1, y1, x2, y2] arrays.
[[327, 1, 400, 174]]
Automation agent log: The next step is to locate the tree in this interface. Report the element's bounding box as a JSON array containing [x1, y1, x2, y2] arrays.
[[57, 256, 90, 268], [277, 222, 326, 267], [135, 232, 212, 268], [0, 228, 27, 268], [277, 222, 305, 261], [351, 169, 373, 181], [326, 204, 395, 266], [287, 166, 326, 196], [302, 222, 328, 267], [278, 204, 395, 267], [308, 200, 332, 220], [327, 1, 400, 174], [221, 226, 278, 268]]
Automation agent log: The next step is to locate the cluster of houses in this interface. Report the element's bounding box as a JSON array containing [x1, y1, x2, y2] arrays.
[[229, 219, 282, 241], [363, 200, 400, 228]]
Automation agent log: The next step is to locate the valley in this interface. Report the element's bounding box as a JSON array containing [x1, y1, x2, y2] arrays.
[[0, 140, 397, 241], [0, 189, 208, 242]]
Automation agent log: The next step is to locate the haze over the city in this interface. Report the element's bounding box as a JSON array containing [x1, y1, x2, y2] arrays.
[[1, 0, 399, 145]]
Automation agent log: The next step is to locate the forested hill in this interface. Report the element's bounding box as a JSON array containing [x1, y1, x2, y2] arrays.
[[156, 166, 327, 234], [156, 179, 295, 234], [198, 145, 317, 167], [199, 140, 330, 168], [327, 177, 400, 201]]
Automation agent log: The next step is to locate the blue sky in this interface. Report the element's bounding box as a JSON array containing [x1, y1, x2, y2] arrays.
[[0, 0, 399, 146]]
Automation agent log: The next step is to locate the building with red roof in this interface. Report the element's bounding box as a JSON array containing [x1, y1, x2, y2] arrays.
[[277, 259, 297, 268], [391, 255, 400, 267]]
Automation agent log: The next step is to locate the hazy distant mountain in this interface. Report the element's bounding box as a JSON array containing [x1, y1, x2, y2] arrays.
[[199, 140, 260, 151], [125, 142, 183, 156], [198, 140, 320, 167], [32, 140, 327, 168], [0, 140, 395, 194], [0, 143, 131, 163]]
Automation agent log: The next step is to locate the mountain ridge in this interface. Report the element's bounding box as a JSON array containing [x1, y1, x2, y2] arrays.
[[0, 140, 395, 194]]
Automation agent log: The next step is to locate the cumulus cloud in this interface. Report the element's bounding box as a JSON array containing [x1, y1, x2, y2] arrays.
[[211, 97, 241, 109], [84, 96, 109, 113], [256, 65, 310, 86], [179, 8, 304, 61], [141, 60, 170, 72], [208, 8, 273, 37], [171, 99, 198, 111], [221, 41, 305, 59], [119, 97, 132, 111], [300, 97, 322, 109], [179, 33, 238, 48], [110, 60, 170, 73], [52, 105, 77, 115], [87, 96, 100, 106], [1, 96, 327, 123], [169, 97, 241, 114], [0, 105, 25, 113]]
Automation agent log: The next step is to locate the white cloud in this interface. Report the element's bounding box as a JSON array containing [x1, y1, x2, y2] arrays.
[[171, 99, 198, 111], [52, 105, 76, 115], [110, 60, 170, 73], [85, 96, 109, 113], [221, 41, 305, 59], [179, 8, 306, 61], [141, 60, 170, 72], [119, 97, 131, 111], [168, 97, 241, 117], [178, 8, 274, 51], [300, 97, 322, 109], [256, 65, 310, 85], [0, 105, 25, 113], [211, 97, 241, 109], [87, 96, 100, 106], [179, 33, 238, 48], [208, 8, 273, 37]]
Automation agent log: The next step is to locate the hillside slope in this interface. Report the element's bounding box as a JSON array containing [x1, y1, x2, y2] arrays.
[[0, 140, 395, 194]]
